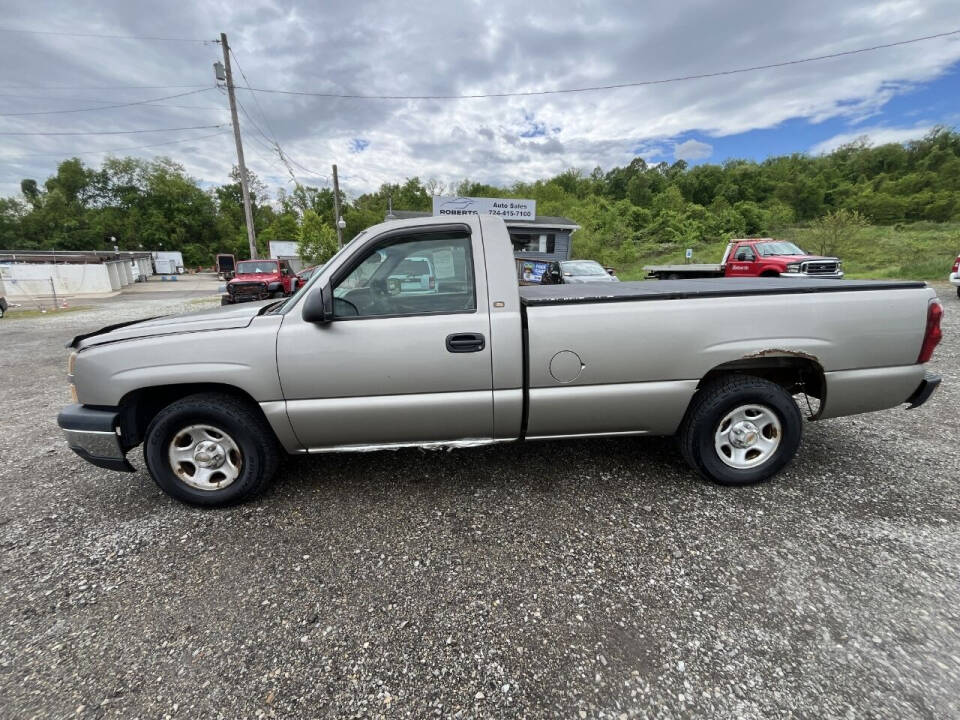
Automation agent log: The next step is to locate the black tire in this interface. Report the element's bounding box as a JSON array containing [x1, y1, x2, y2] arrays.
[[220, 296, 231, 306], [956, 287, 959, 299], [271, 290, 284, 299], [143, 392, 279, 506], [679, 374, 802, 486]]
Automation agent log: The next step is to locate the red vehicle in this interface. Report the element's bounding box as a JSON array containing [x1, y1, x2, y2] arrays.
[[221, 258, 299, 305], [645, 239, 843, 280]]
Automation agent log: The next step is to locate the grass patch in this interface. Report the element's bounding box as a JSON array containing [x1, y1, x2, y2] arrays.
[[4, 305, 92, 319], [612, 221, 960, 281]]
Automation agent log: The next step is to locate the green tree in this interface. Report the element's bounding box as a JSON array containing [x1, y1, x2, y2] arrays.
[[297, 210, 338, 265], [808, 208, 868, 256]]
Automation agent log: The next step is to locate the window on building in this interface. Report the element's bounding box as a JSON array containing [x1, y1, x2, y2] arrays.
[[510, 232, 556, 254]]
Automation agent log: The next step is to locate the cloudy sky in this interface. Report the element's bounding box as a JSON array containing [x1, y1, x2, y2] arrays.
[[0, 0, 959, 201]]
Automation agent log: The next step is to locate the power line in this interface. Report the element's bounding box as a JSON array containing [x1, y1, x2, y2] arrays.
[[0, 123, 226, 136], [0, 27, 217, 43], [236, 28, 960, 100], [0, 87, 216, 116], [229, 48, 279, 143], [225, 49, 305, 186], [0, 84, 210, 90], [3, 130, 231, 157], [0, 92, 227, 110]]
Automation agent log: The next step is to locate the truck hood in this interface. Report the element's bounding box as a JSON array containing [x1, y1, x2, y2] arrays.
[[69, 300, 274, 349], [763, 254, 839, 263], [229, 273, 279, 283]]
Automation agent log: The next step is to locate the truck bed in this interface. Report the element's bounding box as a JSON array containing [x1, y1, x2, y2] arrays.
[[519, 277, 926, 306]]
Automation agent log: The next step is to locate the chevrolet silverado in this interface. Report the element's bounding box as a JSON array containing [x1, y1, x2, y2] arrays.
[[58, 216, 942, 506]]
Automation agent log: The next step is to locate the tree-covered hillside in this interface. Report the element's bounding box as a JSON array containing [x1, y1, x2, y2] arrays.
[[1, 127, 958, 277]]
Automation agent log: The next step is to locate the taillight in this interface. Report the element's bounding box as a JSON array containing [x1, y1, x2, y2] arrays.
[[917, 300, 943, 363], [952, 256, 960, 273], [429, 276, 435, 289]]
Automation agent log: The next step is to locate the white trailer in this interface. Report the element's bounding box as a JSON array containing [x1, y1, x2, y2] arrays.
[[268, 241, 303, 272], [152, 251, 184, 275]]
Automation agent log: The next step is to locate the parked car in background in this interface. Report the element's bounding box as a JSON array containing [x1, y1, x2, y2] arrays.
[[555, 259, 619, 283], [388, 256, 437, 294], [58, 215, 941, 507], [645, 239, 843, 280], [297, 264, 323, 285], [950, 254, 960, 297], [517, 259, 619, 285], [222, 258, 298, 305]]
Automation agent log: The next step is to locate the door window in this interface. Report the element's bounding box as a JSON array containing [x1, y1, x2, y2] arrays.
[[332, 233, 476, 318], [735, 246, 756, 261]]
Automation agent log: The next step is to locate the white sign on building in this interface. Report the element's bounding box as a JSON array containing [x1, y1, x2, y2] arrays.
[[432, 196, 536, 220]]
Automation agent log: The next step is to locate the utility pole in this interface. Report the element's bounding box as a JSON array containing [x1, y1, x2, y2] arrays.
[[332, 164, 344, 249], [219, 32, 257, 259]]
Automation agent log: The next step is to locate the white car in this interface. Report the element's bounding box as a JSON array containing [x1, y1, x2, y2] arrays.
[[950, 254, 960, 298], [389, 256, 437, 294]]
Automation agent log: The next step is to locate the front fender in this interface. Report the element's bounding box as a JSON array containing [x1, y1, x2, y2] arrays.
[[72, 316, 284, 407]]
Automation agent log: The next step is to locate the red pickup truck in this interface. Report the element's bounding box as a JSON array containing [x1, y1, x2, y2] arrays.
[[645, 239, 843, 280], [221, 258, 299, 305]]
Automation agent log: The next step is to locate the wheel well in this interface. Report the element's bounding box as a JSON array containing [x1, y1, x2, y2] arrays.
[[699, 356, 825, 416], [118, 383, 271, 450]]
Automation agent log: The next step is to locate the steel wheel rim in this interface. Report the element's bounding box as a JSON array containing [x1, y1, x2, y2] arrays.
[[713, 403, 782, 470], [167, 424, 243, 491]]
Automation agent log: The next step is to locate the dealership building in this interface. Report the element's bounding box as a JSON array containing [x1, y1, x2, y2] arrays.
[[386, 196, 580, 264]]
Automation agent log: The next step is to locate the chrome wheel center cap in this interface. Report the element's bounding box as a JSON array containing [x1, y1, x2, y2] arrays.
[[729, 421, 760, 448], [193, 440, 226, 468]]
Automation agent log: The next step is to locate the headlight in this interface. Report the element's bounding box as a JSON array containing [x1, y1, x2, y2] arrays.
[[786, 263, 801, 273], [67, 351, 79, 402]]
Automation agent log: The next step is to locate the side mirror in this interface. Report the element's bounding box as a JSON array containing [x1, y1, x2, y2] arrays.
[[302, 285, 330, 324]]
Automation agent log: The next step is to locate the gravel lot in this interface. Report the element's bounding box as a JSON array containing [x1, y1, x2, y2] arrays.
[[0, 285, 958, 719]]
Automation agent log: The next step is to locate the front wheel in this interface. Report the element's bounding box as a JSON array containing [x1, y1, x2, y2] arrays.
[[143, 393, 279, 506], [956, 287, 960, 299], [679, 375, 802, 486]]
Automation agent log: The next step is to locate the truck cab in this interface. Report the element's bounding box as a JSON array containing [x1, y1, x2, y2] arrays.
[[721, 239, 843, 278]]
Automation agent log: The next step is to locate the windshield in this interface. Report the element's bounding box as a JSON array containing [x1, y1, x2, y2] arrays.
[[755, 242, 806, 256], [561, 260, 608, 276], [236, 260, 278, 274]]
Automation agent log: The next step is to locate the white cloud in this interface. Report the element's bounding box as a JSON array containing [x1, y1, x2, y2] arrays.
[[810, 125, 933, 155], [673, 139, 713, 162], [0, 0, 959, 200]]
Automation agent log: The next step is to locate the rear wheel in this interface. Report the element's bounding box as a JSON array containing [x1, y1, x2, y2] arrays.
[[143, 393, 279, 506], [679, 375, 802, 486], [956, 287, 960, 299]]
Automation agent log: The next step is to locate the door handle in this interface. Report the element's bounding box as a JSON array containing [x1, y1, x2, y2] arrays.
[[446, 333, 485, 353]]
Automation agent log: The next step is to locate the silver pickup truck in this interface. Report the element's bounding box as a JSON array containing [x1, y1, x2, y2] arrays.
[[58, 216, 943, 506]]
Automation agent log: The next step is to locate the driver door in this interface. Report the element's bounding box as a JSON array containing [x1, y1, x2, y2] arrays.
[[276, 226, 493, 450], [726, 244, 756, 276]]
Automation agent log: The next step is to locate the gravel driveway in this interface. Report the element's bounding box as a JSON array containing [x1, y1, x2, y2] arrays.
[[0, 286, 957, 719]]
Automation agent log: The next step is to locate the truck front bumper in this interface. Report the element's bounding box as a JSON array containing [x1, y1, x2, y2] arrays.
[[906, 372, 941, 409], [57, 404, 135, 472], [779, 271, 845, 279]]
